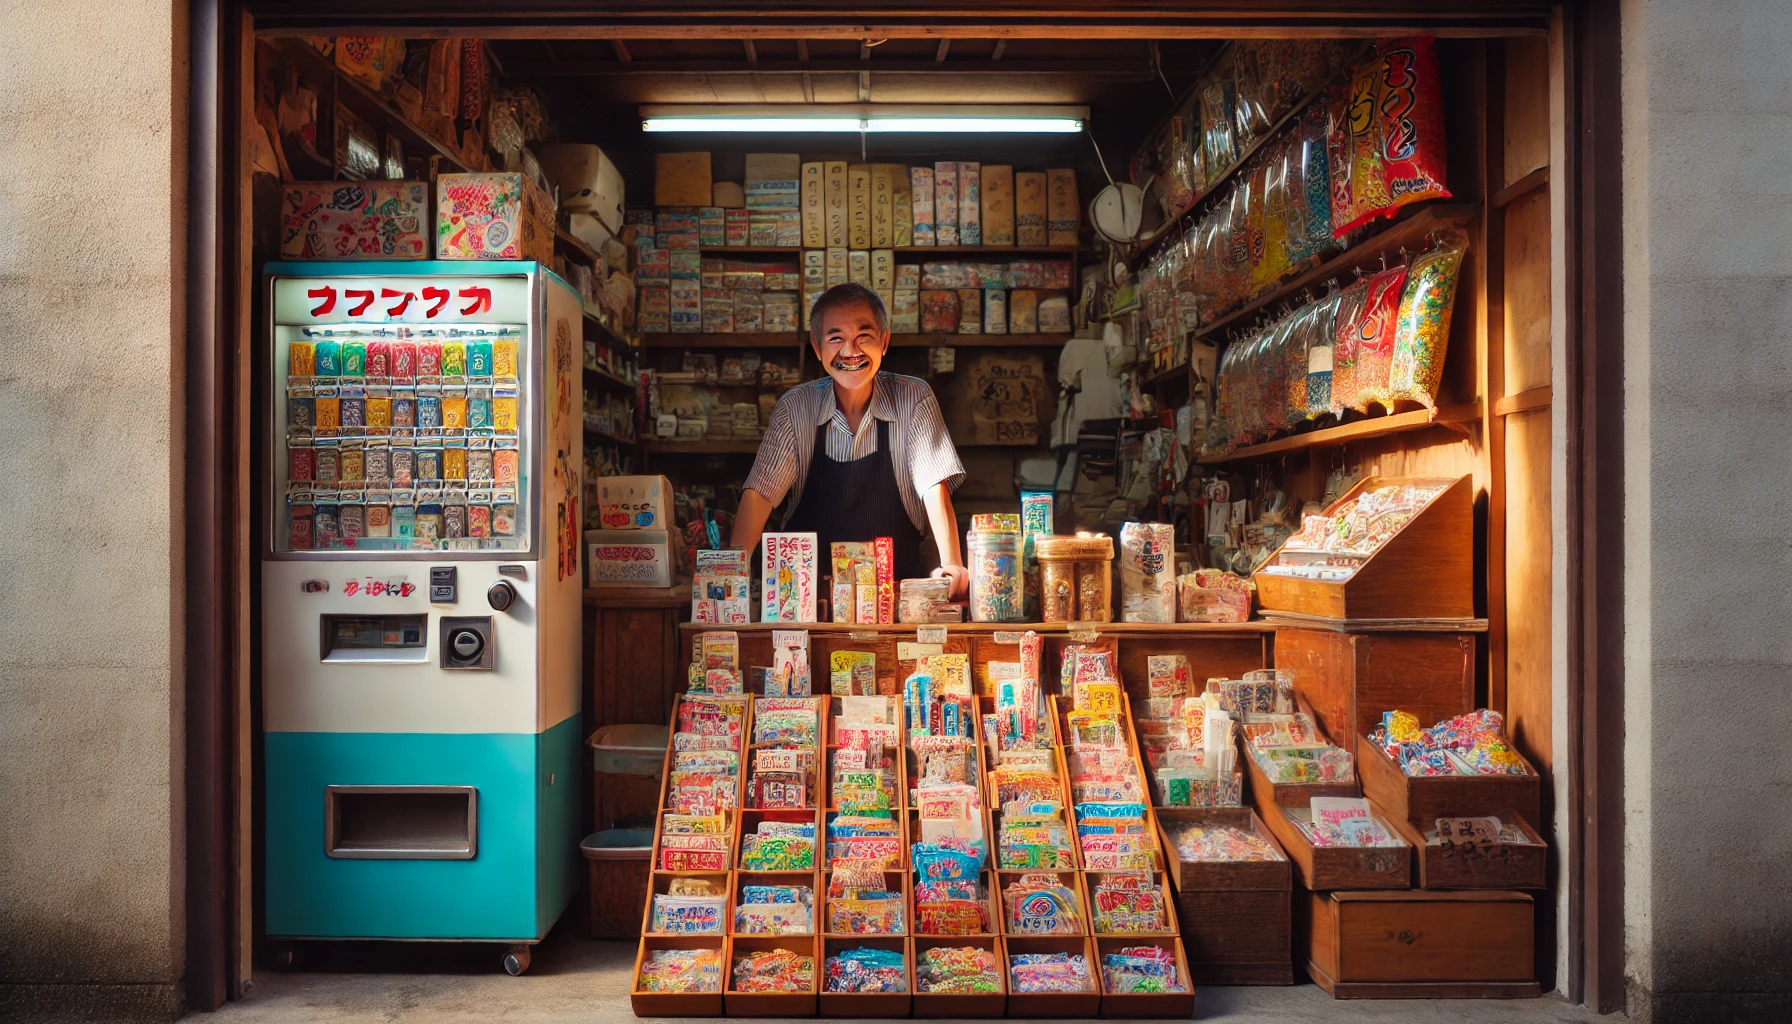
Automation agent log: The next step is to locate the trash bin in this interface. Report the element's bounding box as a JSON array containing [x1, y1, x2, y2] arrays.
[[581, 828, 653, 938], [588, 724, 668, 831]]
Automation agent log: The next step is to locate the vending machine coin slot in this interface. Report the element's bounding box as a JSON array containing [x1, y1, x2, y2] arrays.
[[429, 566, 458, 603], [440, 616, 496, 670], [319, 614, 429, 664]]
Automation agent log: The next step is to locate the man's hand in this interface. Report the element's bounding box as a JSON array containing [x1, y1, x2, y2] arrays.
[[931, 563, 970, 602]]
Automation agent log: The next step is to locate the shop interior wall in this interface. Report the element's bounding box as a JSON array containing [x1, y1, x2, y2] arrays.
[[1622, 0, 1792, 1019], [0, 0, 187, 1019]]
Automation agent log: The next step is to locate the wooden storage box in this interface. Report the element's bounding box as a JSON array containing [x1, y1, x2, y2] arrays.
[[997, 869, 1092, 938], [909, 869, 1003, 941], [1254, 475, 1473, 620], [729, 870, 819, 937], [1252, 794, 1411, 891], [1154, 808, 1293, 985], [1387, 810, 1549, 891], [1358, 731, 1543, 828], [912, 935, 1006, 1018], [1003, 935, 1101, 1018], [632, 935, 727, 1016], [725, 934, 819, 1017], [1093, 936, 1197, 1018], [642, 869, 732, 937], [1239, 697, 1363, 808], [1083, 870, 1179, 938], [818, 935, 912, 1017], [1302, 889, 1540, 998], [1276, 626, 1475, 759]]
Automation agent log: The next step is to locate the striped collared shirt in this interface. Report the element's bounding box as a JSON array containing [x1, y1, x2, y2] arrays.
[[744, 372, 966, 532]]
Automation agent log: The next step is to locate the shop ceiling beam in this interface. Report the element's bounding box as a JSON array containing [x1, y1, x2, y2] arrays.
[[249, 3, 1553, 39], [502, 58, 1155, 76]]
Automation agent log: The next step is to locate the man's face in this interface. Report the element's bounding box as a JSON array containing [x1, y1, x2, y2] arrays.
[[812, 300, 888, 392]]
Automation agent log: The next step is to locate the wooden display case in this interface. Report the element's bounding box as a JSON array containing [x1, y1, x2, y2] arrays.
[[1082, 870, 1180, 939], [724, 935, 820, 1017], [1002, 935, 1102, 1018], [912, 935, 1007, 1018], [642, 869, 734, 937], [1384, 810, 1549, 891], [1358, 732, 1543, 828], [1251, 795, 1411, 891], [818, 935, 913, 1017], [1301, 890, 1541, 999], [631, 935, 728, 1016], [1254, 475, 1474, 621], [997, 869, 1091, 938], [1276, 626, 1476, 759], [728, 870, 819, 938], [1154, 807, 1294, 985], [1093, 936, 1197, 1018], [1238, 697, 1363, 808]]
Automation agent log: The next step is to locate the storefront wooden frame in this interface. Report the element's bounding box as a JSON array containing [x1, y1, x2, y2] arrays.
[[184, 0, 1627, 1013]]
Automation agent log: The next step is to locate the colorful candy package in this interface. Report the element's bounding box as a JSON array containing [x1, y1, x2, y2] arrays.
[[1338, 263, 1409, 414], [1330, 37, 1452, 236], [1387, 231, 1469, 409]]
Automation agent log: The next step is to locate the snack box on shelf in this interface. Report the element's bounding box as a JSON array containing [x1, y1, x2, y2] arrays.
[[1248, 775, 1411, 892], [632, 934, 728, 1017], [1001, 935, 1101, 1019], [818, 935, 913, 1018]]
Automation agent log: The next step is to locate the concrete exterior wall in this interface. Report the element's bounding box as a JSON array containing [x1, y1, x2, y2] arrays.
[[0, 1, 187, 1020], [1622, 0, 1792, 1020]]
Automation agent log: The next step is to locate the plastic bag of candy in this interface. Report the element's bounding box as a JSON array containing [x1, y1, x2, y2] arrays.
[[1340, 263, 1409, 413], [915, 945, 1003, 994], [1331, 37, 1452, 236], [638, 947, 723, 993], [824, 947, 908, 993], [731, 948, 815, 993], [1009, 951, 1092, 993], [1101, 945, 1187, 993], [1326, 274, 1372, 418], [1387, 230, 1469, 409]]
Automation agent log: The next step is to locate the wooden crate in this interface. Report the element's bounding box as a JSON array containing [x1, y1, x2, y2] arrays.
[[1252, 791, 1411, 891], [1384, 810, 1549, 891], [1254, 475, 1474, 620], [910, 869, 1003, 941], [1275, 627, 1475, 759], [818, 935, 913, 1017], [1003, 935, 1102, 1018], [912, 935, 1007, 1018], [1083, 870, 1179, 938], [1093, 936, 1197, 1018], [1358, 732, 1543, 828], [631, 934, 727, 1016], [725, 935, 819, 1016], [642, 869, 734, 937], [1239, 699, 1363, 808], [822, 867, 910, 936], [729, 870, 819, 937], [997, 869, 1092, 938], [1302, 889, 1541, 998], [1154, 808, 1293, 985], [1110, 629, 1270, 704]]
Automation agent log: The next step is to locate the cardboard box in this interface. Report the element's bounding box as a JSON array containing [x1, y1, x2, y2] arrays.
[[670, 279, 702, 333], [724, 208, 749, 246], [762, 532, 819, 622], [537, 143, 625, 236], [801, 162, 826, 247], [712, 181, 745, 208], [871, 250, 895, 310], [825, 161, 849, 247], [957, 288, 983, 333], [654, 152, 712, 207], [891, 288, 920, 333], [1009, 289, 1039, 334], [825, 247, 849, 288], [597, 475, 672, 530], [892, 169, 914, 247], [701, 288, 733, 333], [934, 162, 959, 245], [1047, 168, 1080, 246], [698, 206, 726, 246], [764, 293, 799, 333], [920, 290, 959, 334], [981, 165, 1015, 246], [910, 167, 936, 246], [638, 285, 669, 333], [280, 181, 428, 260], [957, 162, 982, 246], [1016, 171, 1049, 246], [588, 529, 672, 588], [848, 250, 870, 285], [733, 290, 764, 332], [848, 164, 872, 249], [871, 164, 895, 248], [436, 172, 554, 263], [983, 287, 1007, 334]]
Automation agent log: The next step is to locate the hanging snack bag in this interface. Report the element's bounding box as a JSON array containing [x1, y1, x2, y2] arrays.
[[1305, 289, 1344, 419], [1199, 58, 1240, 176], [1331, 38, 1451, 236], [1281, 301, 1317, 425], [1387, 231, 1469, 409], [1341, 264, 1410, 413], [1231, 42, 1277, 142], [1251, 159, 1289, 296], [1326, 274, 1373, 418], [1283, 108, 1334, 265]]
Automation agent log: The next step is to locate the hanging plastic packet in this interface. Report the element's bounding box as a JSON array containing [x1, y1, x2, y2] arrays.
[[1283, 107, 1335, 265], [1253, 158, 1291, 295], [1199, 55, 1240, 174], [1331, 38, 1451, 236], [1387, 230, 1469, 409], [1327, 70, 1390, 239], [1281, 301, 1316, 426], [1326, 274, 1373, 418], [1304, 289, 1343, 419], [1343, 263, 1410, 413], [1232, 41, 1277, 142]]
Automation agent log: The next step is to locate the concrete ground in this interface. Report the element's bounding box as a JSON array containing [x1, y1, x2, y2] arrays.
[[207, 925, 1613, 1024]]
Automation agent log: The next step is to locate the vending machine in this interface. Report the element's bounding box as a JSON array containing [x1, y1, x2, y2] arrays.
[[261, 260, 582, 974]]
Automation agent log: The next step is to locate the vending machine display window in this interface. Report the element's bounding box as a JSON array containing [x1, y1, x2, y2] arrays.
[[274, 319, 531, 554]]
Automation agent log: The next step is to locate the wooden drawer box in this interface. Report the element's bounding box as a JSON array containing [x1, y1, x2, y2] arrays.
[[725, 935, 819, 1017], [1155, 808, 1292, 985], [1358, 731, 1543, 828], [818, 936, 912, 1017], [632, 935, 727, 1016], [1302, 889, 1541, 998], [1386, 811, 1549, 891], [1275, 627, 1475, 759], [1252, 792, 1410, 892], [1003, 935, 1101, 1018], [1094, 936, 1197, 1018], [912, 935, 1005, 1018]]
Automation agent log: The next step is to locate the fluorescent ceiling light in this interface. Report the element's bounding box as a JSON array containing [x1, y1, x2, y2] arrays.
[[640, 104, 1087, 134]]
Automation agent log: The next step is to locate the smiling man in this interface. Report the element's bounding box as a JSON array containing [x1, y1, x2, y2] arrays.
[[732, 282, 969, 599]]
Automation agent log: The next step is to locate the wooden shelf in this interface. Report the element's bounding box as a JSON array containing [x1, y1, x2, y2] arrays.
[[1193, 202, 1480, 346], [583, 424, 639, 448], [583, 363, 635, 392], [694, 244, 1078, 257], [889, 333, 1069, 348], [1197, 403, 1481, 464], [642, 332, 803, 349], [583, 310, 638, 352], [556, 226, 603, 266], [268, 37, 472, 176], [643, 438, 762, 455], [1144, 362, 1189, 386]]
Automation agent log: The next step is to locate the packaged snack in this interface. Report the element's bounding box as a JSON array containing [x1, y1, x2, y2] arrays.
[[1331, 38, 1451, 236], [1119, 522, 1176, 624], [1387, 231, 1469, 409], [824, 947, 908, 993], [731, 949, 815, 993], [1170, 822, 1284, 862], [1339, 263, 1409, 413], [1101, 945, 1186, 993], [638, 947, 723, 993], [915, 945, 1002, 993], [1009, 951, 1091, 993]]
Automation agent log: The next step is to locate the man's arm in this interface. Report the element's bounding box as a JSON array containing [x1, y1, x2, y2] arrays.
[[923, 481, 968, 600], [730, 487, 778, 557]]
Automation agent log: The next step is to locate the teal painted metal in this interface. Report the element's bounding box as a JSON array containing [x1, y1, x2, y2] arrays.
[[265, 715, 579, 941]]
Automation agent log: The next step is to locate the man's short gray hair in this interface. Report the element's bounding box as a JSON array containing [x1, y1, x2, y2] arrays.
[[808, 282, 889, 344]]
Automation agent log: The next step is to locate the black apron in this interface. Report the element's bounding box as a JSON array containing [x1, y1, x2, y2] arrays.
[[783, 417, 927, 581]]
